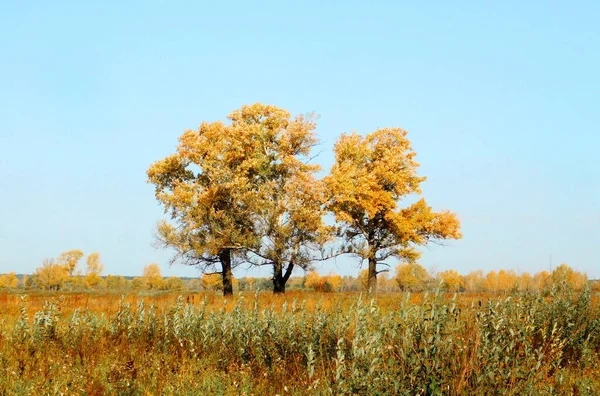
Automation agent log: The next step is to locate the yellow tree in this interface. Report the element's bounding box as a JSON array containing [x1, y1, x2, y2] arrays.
[[325, 129, 462, 294], [229, 104, 334, 294], [463, 270, 484, 292], [148, 104, 332, 295], [395, 262, 430, 292], [57, 249, 84, 276], [0, 272, 18, 288], [34, 258, 69, 291], [142, 263, 163, 290], [85, 252, 104, 289], [147, 107, 262, 296], [439, 269, 463, 292], [357, 269, 370, 291], [164, 277, 184, 291], [549, 263, 587, 291]]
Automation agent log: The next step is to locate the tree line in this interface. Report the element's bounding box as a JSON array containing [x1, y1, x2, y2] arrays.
[[1, 259, 596, 294], [146, 103, 462, 295]]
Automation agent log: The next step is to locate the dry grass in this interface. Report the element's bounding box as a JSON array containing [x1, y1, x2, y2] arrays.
[[0, 288, 598, 394]]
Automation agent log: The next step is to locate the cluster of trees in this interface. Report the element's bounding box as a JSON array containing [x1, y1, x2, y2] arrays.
[[22, 250, 104, 291], [147, 103, 462, 295], [395, 262, 591, 293], [0, 262, 596, 293]]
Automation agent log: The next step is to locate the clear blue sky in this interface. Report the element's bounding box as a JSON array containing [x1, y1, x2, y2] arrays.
[[1, 1, 598, 278]]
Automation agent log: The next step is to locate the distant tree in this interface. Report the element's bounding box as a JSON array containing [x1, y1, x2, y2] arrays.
[[377, 272, 397, 293], [85, 252, 104, 289], [0, 272, 18, 288], [533, 271, 550, 291], [357, 269, 369, 292], [325, 129, 461, 294], [462, 270, 484, 292], [105, 275, 128, 290], [163, 277, 184, 291], [439, 269, 463, 292], [549, 263, 587, 291], [202, 273, 225, 291], [395, 263, 430, 292], [517, 272, 533, 291], [34, 258, 69, 290], [483, 271, 499, 293], [131, 277, 145, 290], [304, 272, 342, 292], [142, 264, 163, 290], [57, 249, 84, 276]]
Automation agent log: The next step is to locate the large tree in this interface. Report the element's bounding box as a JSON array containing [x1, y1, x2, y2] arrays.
[[147, 103, 331, 295], [230, 105, 333, 293], [325, 128, 462, 294], [147, 112, 259, 296]]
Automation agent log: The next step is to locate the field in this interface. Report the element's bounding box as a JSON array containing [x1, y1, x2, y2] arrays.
[[0, 288, 598, 395]]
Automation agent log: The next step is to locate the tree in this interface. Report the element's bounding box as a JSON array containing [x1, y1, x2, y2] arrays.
[[548, 263, 587, 291], [202, 273, 223, 291], [57, 249, 84, 276], [148, 105, 268, 296], [34, 258, 69, 291], [0, 272, 18, 288], [463, 270, 484, 292], [439, 269, 463, 292], [105, 275, 128, 290], [85, 252, 104, 289], [230, 104, 333, 294], [164, 277, 184, 291], [142, 264, 163, 290], [395, 263, 430, 292], [148, 104, 332, 295], [325, 129, 462, 294], [304, 272, 342, 292]]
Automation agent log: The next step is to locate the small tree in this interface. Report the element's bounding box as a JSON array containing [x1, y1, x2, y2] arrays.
[[85, 252, 104, 289], [34, 258, 69, 291], [142, 264, 163, 290], [438, 269, 463, 292], [0, 272, 18, 289], [395, 263, 430, 292]]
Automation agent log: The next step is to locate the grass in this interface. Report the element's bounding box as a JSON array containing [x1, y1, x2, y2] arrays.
[[0, 288, 599, 395]]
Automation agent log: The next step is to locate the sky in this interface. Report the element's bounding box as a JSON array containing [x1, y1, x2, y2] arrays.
[[0, 1, 598, 279]]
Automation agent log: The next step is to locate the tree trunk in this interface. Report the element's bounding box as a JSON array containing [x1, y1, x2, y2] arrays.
[[273, 261, 294, 294], [219, 249, 234, 296], [367, 256, 378, 296]]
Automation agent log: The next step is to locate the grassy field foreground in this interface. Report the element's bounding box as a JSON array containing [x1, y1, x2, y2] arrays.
[[0, 289, 599, 395]]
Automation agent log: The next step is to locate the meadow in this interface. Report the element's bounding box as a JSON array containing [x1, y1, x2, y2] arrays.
[[0, 287, 599, 395]]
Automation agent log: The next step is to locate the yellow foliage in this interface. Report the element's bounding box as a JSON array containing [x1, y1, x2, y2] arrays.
[[549, 263, 587, 291], [0, 272, 18, 288], [57, 249, 84, 276], [325, 129, 461, 294], [201, 273, 235, 291], [395, 263, 430, 292], [86, 252, 103, 275], [34, 258, 70, 290], [142, 264, 163, 290], [439, 270, 463, 292], [164, 277, 184, 291], [147, 103, 331, 295], [305, 272, 343, 292], [463, 270, 484, 292]]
